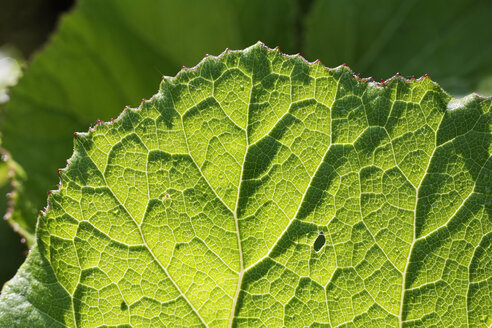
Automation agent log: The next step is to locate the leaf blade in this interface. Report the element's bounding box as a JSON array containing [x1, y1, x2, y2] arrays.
[[1, 43, 491, 327]]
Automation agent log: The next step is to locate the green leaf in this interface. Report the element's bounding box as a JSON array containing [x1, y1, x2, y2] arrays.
[[1, 158, 35, 246], [304, 0, 492, 96], [1, 43, 491, 327], [0, 48, 28, 283], [0, 0, 297, 238]]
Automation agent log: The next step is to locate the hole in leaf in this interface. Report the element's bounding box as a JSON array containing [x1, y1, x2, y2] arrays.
[[313, 232, 325, 252], [120, 301, 128, 311]]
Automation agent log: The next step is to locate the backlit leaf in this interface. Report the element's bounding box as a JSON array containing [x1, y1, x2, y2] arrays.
[[1, 43, 491, 328]]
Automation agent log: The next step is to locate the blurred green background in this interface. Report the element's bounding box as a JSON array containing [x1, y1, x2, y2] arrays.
[[1, 0, 491, 288]]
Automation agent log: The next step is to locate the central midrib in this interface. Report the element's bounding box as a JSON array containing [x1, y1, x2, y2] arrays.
[[227, 150, 246, 327], [227, 58, 255, 328]]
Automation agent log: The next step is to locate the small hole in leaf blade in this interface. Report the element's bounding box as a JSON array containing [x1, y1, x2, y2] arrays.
[[313, 232, 325, 252], [120, 301, 128, 311]]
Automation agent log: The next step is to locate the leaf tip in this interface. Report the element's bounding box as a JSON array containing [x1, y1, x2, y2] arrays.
[[254, 40, 266, 48]]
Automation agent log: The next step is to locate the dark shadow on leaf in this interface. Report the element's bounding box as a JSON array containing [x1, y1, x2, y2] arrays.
[[238, 114, 301, 217], [270, 220, 319, 259], [296, 145, 351, 220], [354, 126, 388, 159], [155, 95, 181, 130], [416, 97, 491, 238], [404, 190, 490, 301]]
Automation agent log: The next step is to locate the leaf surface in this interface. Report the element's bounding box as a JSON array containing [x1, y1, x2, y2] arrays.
[[1, 43, 491, 327]]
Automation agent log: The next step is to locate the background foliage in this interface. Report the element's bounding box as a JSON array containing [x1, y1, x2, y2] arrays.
[[0, 0, 491, 290]]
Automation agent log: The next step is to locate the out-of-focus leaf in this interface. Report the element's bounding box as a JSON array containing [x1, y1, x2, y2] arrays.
[[304, 0, 492, 96], [0, 159, 26, 288], [0, 47, 27, 286]]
